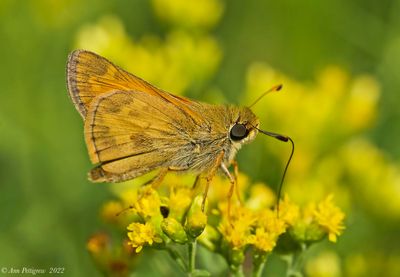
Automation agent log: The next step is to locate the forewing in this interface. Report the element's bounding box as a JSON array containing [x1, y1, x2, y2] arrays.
[[67, 50, 205, 125], [85, 90, 194, 182]]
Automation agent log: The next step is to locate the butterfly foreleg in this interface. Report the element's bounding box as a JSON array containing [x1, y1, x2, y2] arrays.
[[192, 174, 201, 190], [141, 168, 168, 189], [232, 160, 242, 204], [201, 151, 225, 211], [220, 163, 236, 222]]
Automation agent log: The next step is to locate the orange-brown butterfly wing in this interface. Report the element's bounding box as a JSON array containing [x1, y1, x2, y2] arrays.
[[67, 50, 204, 125], [84, 90, 200, 183]]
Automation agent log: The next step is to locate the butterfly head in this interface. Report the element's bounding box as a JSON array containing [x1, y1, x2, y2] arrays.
[[229, 107, 260, 145]]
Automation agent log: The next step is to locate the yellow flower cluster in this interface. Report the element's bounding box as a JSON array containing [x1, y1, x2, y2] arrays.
[[288, 194, 345, 244], [135, 173, 346, 271], [74, 15, 222, 97], [127, 222, 162, 253], [92, 171, 345, 272], [314, 195, 346, 242]]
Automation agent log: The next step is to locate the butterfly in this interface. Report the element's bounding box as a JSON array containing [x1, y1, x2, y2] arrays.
[[66, 50, 292, 208]]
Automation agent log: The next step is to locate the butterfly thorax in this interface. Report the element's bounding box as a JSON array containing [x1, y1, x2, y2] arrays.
[[167, 104, 259, 173]]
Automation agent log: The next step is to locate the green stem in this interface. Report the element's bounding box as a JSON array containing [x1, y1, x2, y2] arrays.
[[188, 240, 197, 276], [253, 259, 266, 277], [285, 244, 307, 277], [232, 264, 245, 277], [166, 247, 187, 273], [252, 252, 268, 277]]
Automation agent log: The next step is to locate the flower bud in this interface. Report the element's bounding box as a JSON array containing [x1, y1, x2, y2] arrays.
[[185, 195, 207, 238], [229, 249, 245, 272], [161, 218, 188, 244], [290, 222, 325, 243]]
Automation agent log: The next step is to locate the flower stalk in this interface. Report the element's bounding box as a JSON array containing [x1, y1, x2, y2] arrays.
[[284, 243, 308, 277], [252, 252, 268, 277], [188, 240, 197, 276]]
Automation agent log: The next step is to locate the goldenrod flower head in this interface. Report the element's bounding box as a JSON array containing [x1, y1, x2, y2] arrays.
[[249, 208, 287, 254], [134, 186, 161, 220], [314, 195, 345, 242], [127, 222, 162, 253], [219, 221, 249, 251], [218, 205, 255, 250], [257, 209, 287, 237], [168, 186, 193, 221], [277, 194, 300, 225], [249, 227, 278, 253], [288, 195, 345, 243]]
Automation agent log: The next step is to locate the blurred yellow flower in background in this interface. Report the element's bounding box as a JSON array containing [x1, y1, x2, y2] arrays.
[[75, 15, 222, 95], [306, 251, 342, 277], [151, 0, 224, 30]]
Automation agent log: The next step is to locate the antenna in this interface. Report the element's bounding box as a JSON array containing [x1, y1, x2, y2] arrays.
[[253, 126, 295, 217], [115, 205, 134, 217], [248, 84, 283, 108]]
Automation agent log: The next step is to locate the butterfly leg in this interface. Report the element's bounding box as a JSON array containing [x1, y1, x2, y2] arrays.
[[192, 174, 201, 190], [141, 168, 168, 189], [221, 163, 236, 222], [201, 151, 225, 211], [232, 160, 243, 204]]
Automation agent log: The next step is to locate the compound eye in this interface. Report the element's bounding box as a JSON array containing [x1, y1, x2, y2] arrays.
[[230, 124, 248, 141]]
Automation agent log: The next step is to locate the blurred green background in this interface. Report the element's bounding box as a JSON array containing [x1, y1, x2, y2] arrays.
[[1, 0, 400, 276]]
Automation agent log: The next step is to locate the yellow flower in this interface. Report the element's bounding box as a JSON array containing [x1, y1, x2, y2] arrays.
[[257, 209, 287, 236], [249, 227, 278, 253], [219, 221, 250, 250], [127, 222, 162, 253], [277, 194, 300, 225], [134, 186, 161, 220], [168, 186, 193, 221], [218, 205, 255, 250], [314, 195, 345, 242], [250, 209, 286, 253]]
